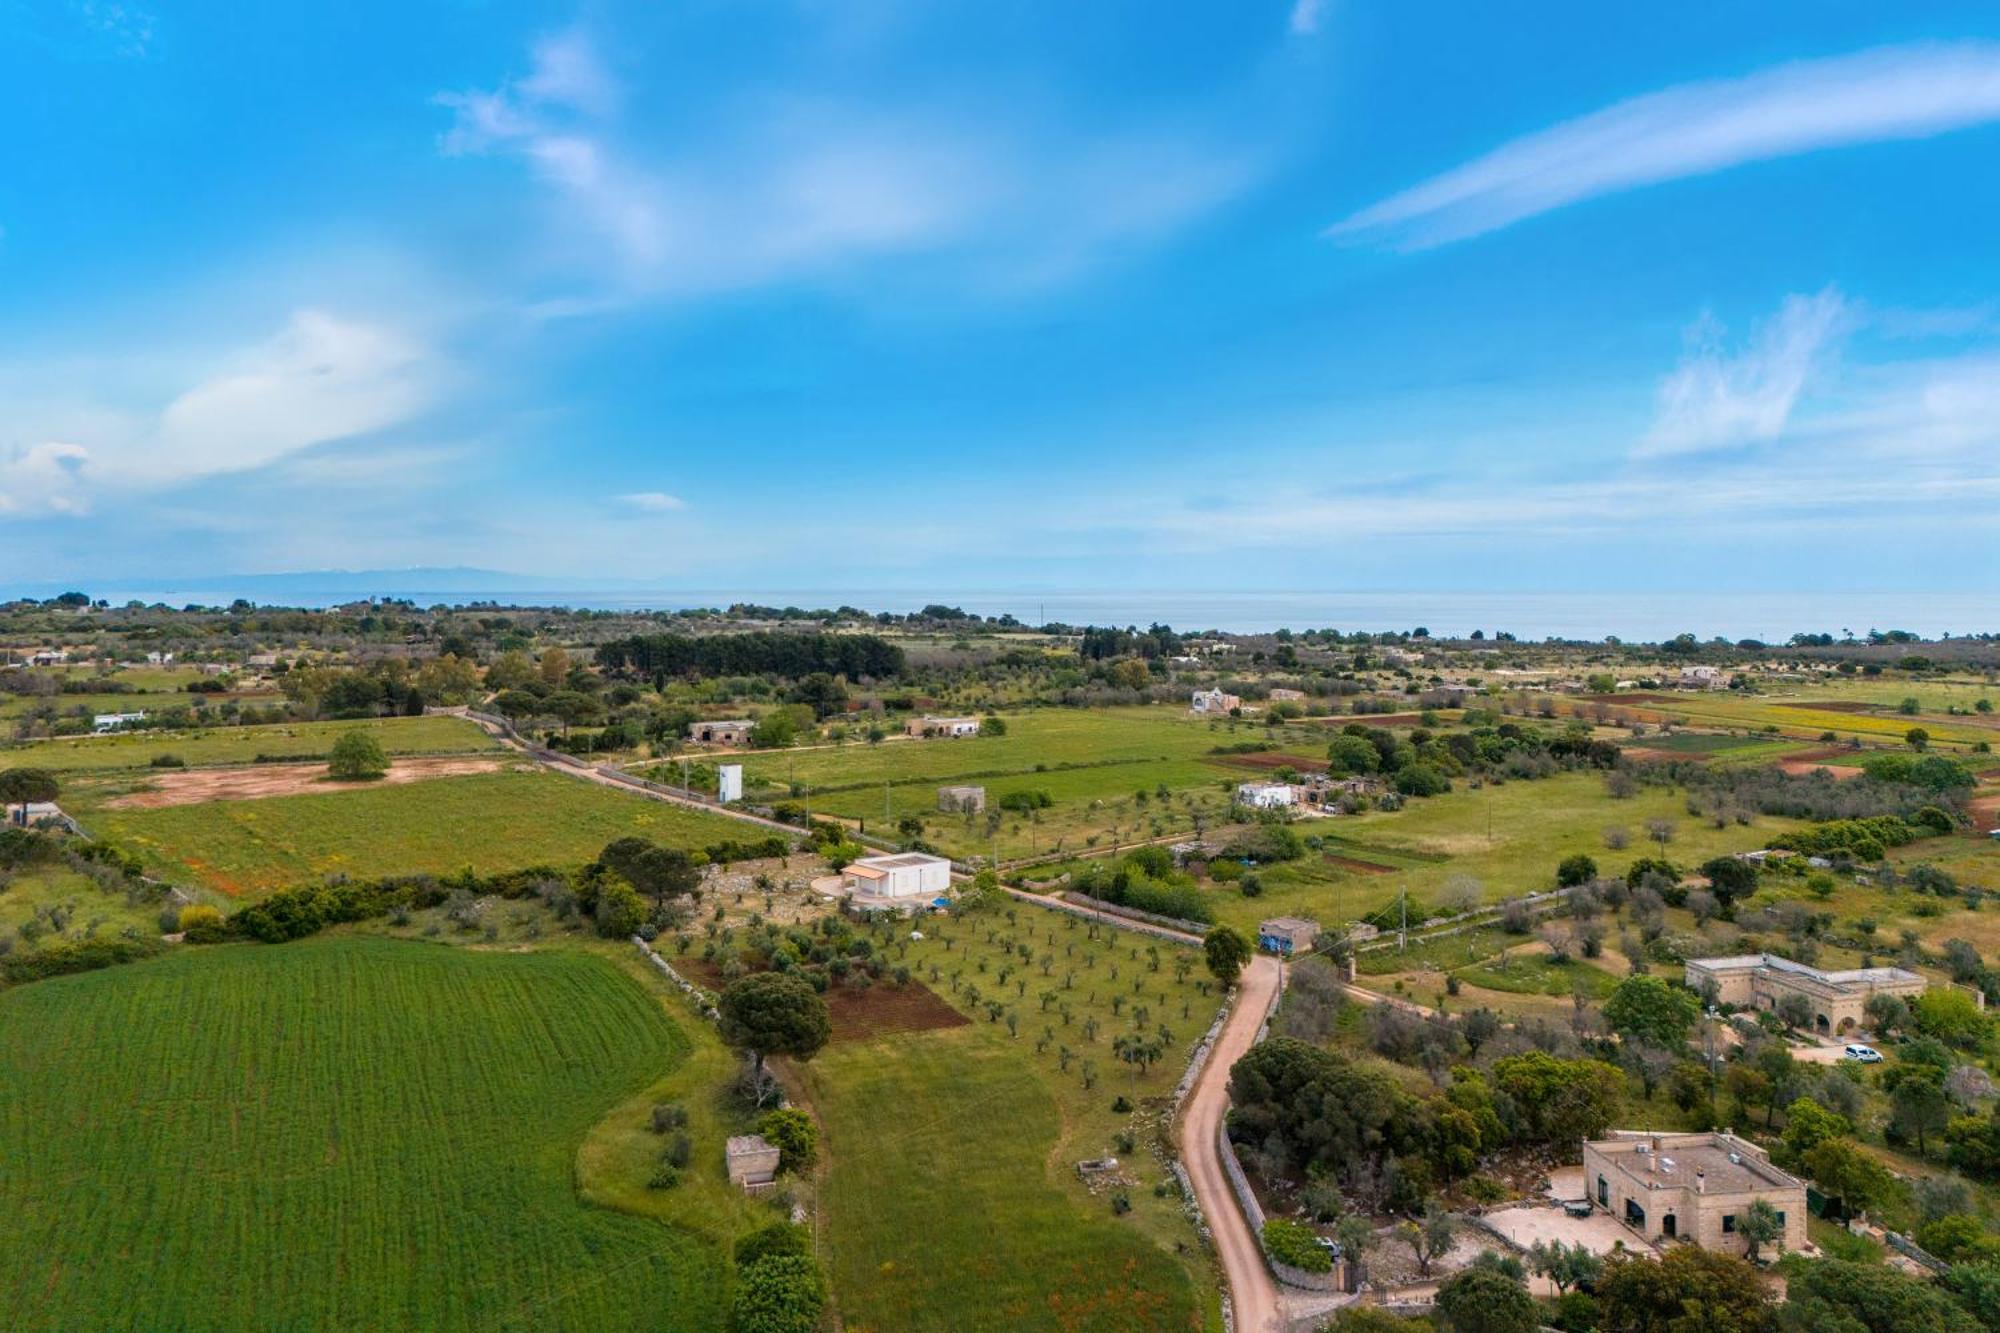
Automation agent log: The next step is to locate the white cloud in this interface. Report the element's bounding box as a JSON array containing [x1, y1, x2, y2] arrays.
[[1641, 288, 1849, 457], [0, 310, 438, 518], [0, 443, 91, 516], [1289, 0, 1328, 36], [617, 491, 687, 513], [1332, 42, 2000, 247], [437, 32, 1258, 300]]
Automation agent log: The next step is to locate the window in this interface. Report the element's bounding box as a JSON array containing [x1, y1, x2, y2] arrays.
[[1597, 1175, 1608, 1206], [1775, 1212, 1786, 1227], [1722, 1215, 1736, 1233]]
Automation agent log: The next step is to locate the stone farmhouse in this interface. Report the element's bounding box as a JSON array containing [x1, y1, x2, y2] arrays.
[[1191, 688, 1241, 715], [687, 719, 755, 745], [1684, 953, 1929, 1035], [1583, 1131, 1805, 1258]]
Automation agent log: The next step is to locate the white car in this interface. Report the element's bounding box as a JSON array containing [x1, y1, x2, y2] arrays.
[[1843, 1044, 1883, 1063]]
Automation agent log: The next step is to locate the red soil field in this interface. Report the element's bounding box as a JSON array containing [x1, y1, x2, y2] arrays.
[[680, 958, 970, 1042]]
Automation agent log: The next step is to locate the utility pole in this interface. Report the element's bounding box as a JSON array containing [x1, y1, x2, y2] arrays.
[[1399, 890, 1408, 953]]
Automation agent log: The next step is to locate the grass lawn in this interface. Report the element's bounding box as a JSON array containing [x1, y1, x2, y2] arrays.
[[748, 900, 1224, 1332], [0, 714, 498, 772], [0, 935, 728, 1331], [86, 768, 768, 895]]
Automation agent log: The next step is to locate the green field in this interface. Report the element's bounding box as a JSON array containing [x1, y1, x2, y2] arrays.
[[725, 707, 1322, 861], [1203, 770, 1805, 938], [87, 768, 767, 894], [807, 1030, 1201, 1333], [771, 901, 1221, 1332], [0, 936, 726, 1331], [0, 714, 498, 772]]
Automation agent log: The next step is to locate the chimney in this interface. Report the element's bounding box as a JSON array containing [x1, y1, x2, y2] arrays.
[[1696, 1168, 1706, 1194]]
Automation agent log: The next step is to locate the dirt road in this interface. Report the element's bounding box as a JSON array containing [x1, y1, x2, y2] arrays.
[[1179, 953, 1284, 1333]]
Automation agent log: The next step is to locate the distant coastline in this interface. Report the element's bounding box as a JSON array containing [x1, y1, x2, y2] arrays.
[[28, 582, 2000, 643]]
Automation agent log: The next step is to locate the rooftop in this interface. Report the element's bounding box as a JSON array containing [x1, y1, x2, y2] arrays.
[[1690, 953, 1923, 988], [1260, 917, 1319, 933], [1590, 1132, 1800, 1195], [854, 852, 949, 870]]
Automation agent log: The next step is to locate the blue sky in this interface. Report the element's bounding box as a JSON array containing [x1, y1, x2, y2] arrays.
[[4, 1, 2000, 594]]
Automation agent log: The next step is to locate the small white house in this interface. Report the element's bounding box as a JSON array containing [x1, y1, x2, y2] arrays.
[[1235, 782, 1296, 809], [28, 649, 68, 667], [717, 764, 743, 803], [1678, 665, 1729, 690], [145, 651, 175, 666], [905, 715, 980, 738], [1191, 688, 1241, 715], [92, 711, 147, 733], [843, 852, 952, 900]]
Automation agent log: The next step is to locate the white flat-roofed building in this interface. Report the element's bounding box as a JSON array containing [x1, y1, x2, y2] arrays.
[[1235, 782, 1296, 809], [843, 852, 952, 900], [92, 711, 147, 732]]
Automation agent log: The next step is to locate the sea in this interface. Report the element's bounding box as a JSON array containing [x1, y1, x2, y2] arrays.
[[71, 586, 2000, 644]]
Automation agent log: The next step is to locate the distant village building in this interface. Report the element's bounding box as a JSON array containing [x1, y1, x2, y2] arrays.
[[1234, 782, 1296, 810], [687, 719, 755, 745], [904, 715, 980, 739], [1268, 688, 1306, 702], [1258, 917, 1320, 956], [92, 711, 147, 733], [6, 801, 67, 829], [27, 649, 68, 667], [245, 652, 280, 669], [937, 785, 986, 814], [1678, 665, 1729, 690], [144, 651, 175, 665], [1583, 1131, 1805, 1257], [726, 1135, 782, 1194], [1685, 953, 1930, 1034], [1191, 688, 1241, 715]]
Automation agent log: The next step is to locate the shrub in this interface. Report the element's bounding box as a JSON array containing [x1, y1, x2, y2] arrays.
[[733, 1254, 825, 1333], [647, 1163, 681, 1190], [734, 1222, 810, 1267], [1262, 1218, 1332, 1272], [149, 753, 187, 768], [650, 1102, 688, 1133], [176, 903, 227, 942], [997, 789, 1054, 813], [758, 1107, 818, 1174]]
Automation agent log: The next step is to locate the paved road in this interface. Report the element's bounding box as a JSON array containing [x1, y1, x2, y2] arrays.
[[1179, 953, 1284, 1333]]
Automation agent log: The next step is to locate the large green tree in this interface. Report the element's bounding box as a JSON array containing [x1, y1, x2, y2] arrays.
[[326, 731, 388, 781], [1603, 975, 1701, 1049], [598, 837, 704, 911], [719, 972, 831, 1088], [0, 767, 59, 817], [1596, 1245, 1773, 1333], [1435, 1264, 1537, 1333], [1204, 924, 1252, 987]]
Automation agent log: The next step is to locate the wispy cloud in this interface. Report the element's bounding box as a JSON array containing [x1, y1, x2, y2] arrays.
[[1332, 42, 2000, 247], [616, 491, 687, 513], [0, 310, 439, 517], [1289, 0, 1328, 37], [437, 30, 1260, 302], [1641, 287, 1849, 457]]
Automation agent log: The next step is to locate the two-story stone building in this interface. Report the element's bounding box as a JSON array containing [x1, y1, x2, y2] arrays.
[[1582, 1131, 1806, 1257]]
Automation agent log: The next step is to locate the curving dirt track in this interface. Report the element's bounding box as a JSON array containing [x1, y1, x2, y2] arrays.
[[1179, 953, 1284, 1332]]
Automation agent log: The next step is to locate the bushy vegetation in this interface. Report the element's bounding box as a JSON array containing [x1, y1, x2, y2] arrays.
[[1071, 847, 1212, 923]]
